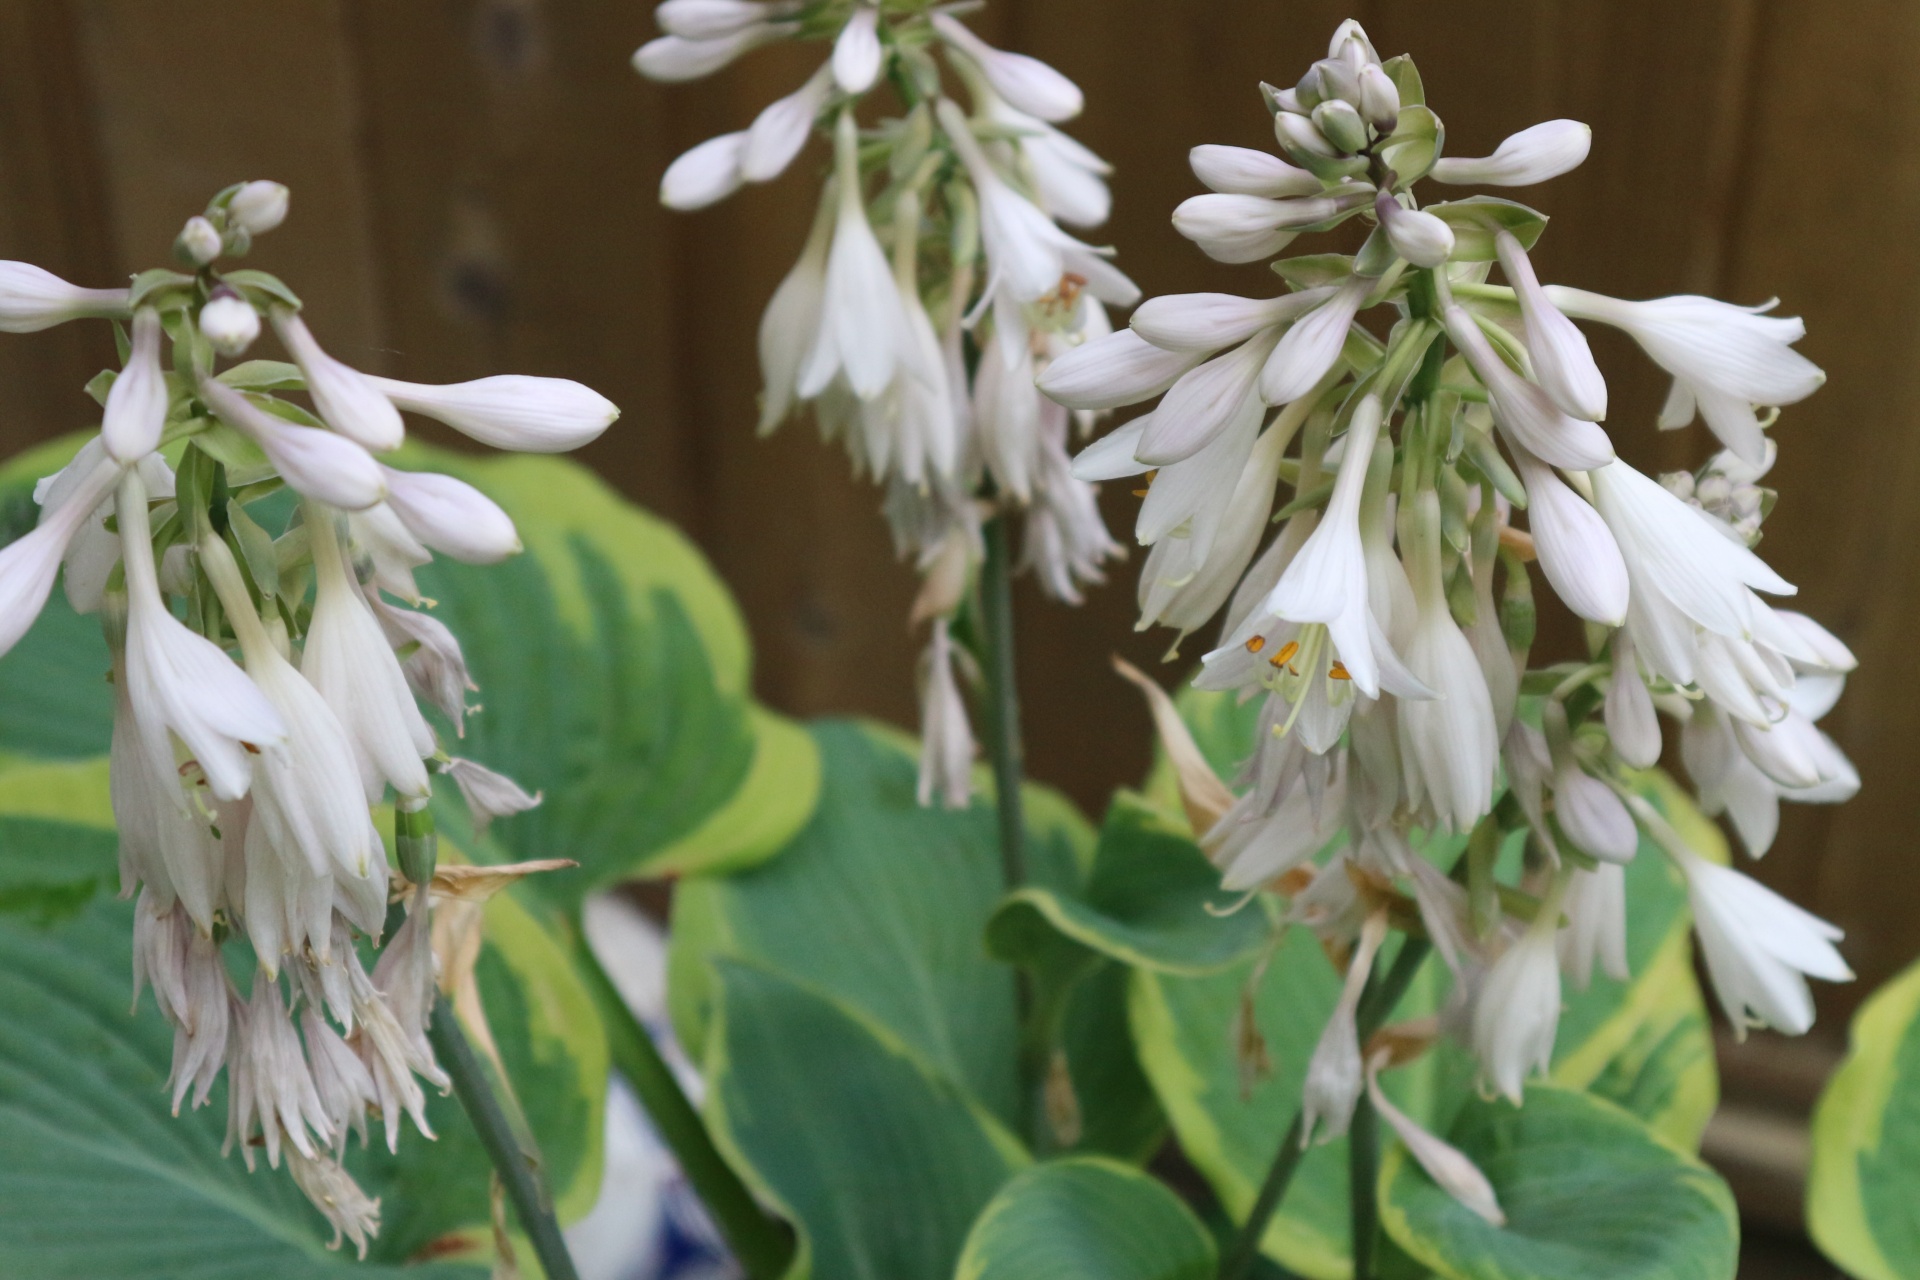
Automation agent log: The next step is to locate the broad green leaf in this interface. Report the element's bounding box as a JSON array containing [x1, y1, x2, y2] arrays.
[[705, 960, 1027, 1280], [1422, 198, 1548, 260], [1379, 1085, 1738, 1280], [0, 757, 602, 1274], [1807, 954, 1920, 1280], [667, 720, 1087, 1130], [954, 1156, 1215, 1280]]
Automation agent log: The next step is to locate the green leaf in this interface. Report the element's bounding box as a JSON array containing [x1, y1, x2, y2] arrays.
[[705, 960, 1027, 1280], [1380, 105, 1444, 187], [987, 795, 1270, 977], [127, 267, 196, 310], [668, 720, 1087, 1129], [1272, 254, 1356, 292], [1379, 1085, 1738, 1280], [1808, 954, 1920, 1280], [0, 770, 488, 1277], [954, 1156, 1216, 1280], [218, 268, 303, 311], [1423, 198, 1549, 260], [217, 359, 306, 391], [1382, 55, 1425, 108]]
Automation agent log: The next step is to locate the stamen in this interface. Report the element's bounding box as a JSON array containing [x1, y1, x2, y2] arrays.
[[1268, 640, 1300, 671], [1131, 469, 1159, 499], [1329, 661, 1352, 681], [1245, 636, 1266, 654]]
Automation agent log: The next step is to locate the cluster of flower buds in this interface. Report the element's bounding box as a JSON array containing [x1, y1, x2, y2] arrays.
[[1047, 21, 1853, 1224], [637, 0, 1136, 808], [0, 184, 616, 1251]]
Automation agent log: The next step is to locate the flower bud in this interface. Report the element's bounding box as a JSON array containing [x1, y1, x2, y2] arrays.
[[199, 293, 260, 357], [741, 65, 832, 183], [1356, 65, 1400, 133], [365, 374, 618, 452], [1553, 764, 1638, 863], [379, 467, 521, 564], [1293, 63, 1324, 110], [103, 308, 168, 462], [229, 181, 291, 235], [656, 0, 770, 39], [1431, 119, 1592, 187], [661, 131, 747, 210], [1188, 145, 1321, 198], [831, 5, 881, 94], [197, 374, 386, 511], [269, 309, 405, 452], [1313, 57, 1360, 107], [631, 27, 775, 82], [1274, 110, 1338, 159], [1375, 191, 1453, 268], [1311, 99, 1368, 154], [445, 758, 541, 835], [930, 13, 1083, 122], [0, 262, 128, 333], [174, 216, 223, 268]]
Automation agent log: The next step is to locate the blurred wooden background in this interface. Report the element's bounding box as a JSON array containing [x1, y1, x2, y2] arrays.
[[0, 0, 1910, 1130]]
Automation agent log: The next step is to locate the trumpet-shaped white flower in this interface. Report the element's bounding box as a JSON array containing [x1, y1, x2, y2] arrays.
[[932, 12, 1082, 122], [832, 4, 882, 93], [660, 130, 748, 210], [1443, 303, 1613, 469], [367, 374, 619, 453], [1605, 630, 1661, 768], [742, 64, 833, 183], [1509, 444, 1628, 625], [1546, 287, 1823, 466], [1559, 862, 1629, 989], [799, 112, 907, 400], [1136, 326, 1280, 466], [1302, 911, 1386, 1144], [111, 669, 227, 933], [0, 448, 124, 659], [0, 261, 129, 331], [755, 186, 834, 433], [301, 511, 434, 804], [1260, 276, 1368, 406], [1188, 144, 1322, 199], [1471, 905, 1563, 1101], [1496, 231, 1605, 421], [378, 466, 521, 564], [1367, 1054, 1506, 1226], [989, 97, 1112, 228], [369, 590, 477, 734], [1039, 329, 1204, 411], [444, 757, 542, 836], [1430, 119, 1591, 187], [1376, 191, 1454, 268], [198, 374, 386, 511], [270, 309, 405, 453], [103, 308, 169, 462], [916, 620, 975, 809], [1680, 849, 1850, 1036]]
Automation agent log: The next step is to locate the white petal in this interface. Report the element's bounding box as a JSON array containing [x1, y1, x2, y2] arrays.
[[1430, 119, 1591, 186], [831, 6, 881, 93], [102, 308, 168, 463], [1038, 329, 1204, 411], [367, 374, 618, 453], [1188, 144, 1321, 198], [271, 310, 405, 453], [379, 467, 521, 564], [1260, 278, 1367, 406], [660, 131, 747, 210]]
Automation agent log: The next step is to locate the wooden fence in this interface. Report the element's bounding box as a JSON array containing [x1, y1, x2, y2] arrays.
[[0, 1, 1913, 1067]]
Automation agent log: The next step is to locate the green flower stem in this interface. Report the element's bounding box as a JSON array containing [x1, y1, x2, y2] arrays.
[[429, 995, 581, 1280], [1219, 936, 1434, 1280], [979, 510, 1028, 893], [1349, 974, 1384, 1280], [572, 931, 795, 1280]]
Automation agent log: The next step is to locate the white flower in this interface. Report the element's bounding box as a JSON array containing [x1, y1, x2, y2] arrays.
[[1682, 699, 1856, 857], [0, 448, 123, 659], [987, 98, 1112, 228], [660, 130, 747, 210], [229, 181, 291, 235], [367, 373, 619, 454], [1260, 276, 1368, 406], [1604, 630, 1661, 768], [1471, 911, 1563, 1102], [198, 374, 387, 511], [1188, 144, 1322, 198], [301, 1003, 378, 1149], [1366, 1054, 1505, 1226], [798, 111, 907, 400], [1546, 288, 1823, 466], [1443, 303, 1613, 469], [0, 261, 128, 331], [1130, 287, 1332, 354], [1496, 230, 1605, 421], [1375, 191, 1454, 268], [445, 757, 543, 835], [1172, 188, 1371, 265], [831, 4, 882, 93], [356, 904, 447, 1150], [1039, 329, 1204, 411], [199, 294, 261, 357], [286, 1148, 381, 1259], [742, 64, 832, 182], [1430, 119, 1592, 186], [1509, 445, 1628, 625], [1552, 761, 1638, 863], [378, 466, 521, 564], [112, 673, 227, 934], [973, 338, 1043, 501], [631, 24, 784, 82], [1301, 911, 1386, 1145], [103, 307, 169, 462], [1023, 428, 1120, 604], [116, 472, 286, 805], [1398, 489, 1498, 832], [932, 12, 1082, 122], [916, 620, 975, 809], [369, 590, 476, 734], [270, 309, 405, 453], [1679, 849, 1850, 1036], [1559, 862, 1628, 989], [302, 512, 435, 804], [226, 972, 335, 1169], [656, 0, 782, 40], [1135, 326, 1280, 465], [349, 503, 431, 603], [35, 440, 171, 615], [755, 186, 834, 433]]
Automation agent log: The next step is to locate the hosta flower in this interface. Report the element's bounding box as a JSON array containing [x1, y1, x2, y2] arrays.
[[1188, 144, 1322, 199], [1471, 908, 1563, 1101], [367, 374, 619, 453], [916, 620, 975, 809], [271, 308, 406, 453], [1430, 119, 1591, 187], [1497, 230, 1606, 421], [1260, 276, 1368, 406], [1680, 849, 1850, 1036], [799, 112, 907, 400], [1558, 862, 1629, 989], [0, 260, 129, 331], [198, 374, 387, 511], [1443, 302, 1613, 470], [1039, 329, 1204, 411], [378, 466, 522, 564], [0, 447, 124, 658], [1509, 443, 1628, 626], [1398, 490, 1497, 832], [444, 757, 542, 835], [931, 12, 1082, 122], [1301, 911, 1386, 1144], [102, 308, 169, 462]]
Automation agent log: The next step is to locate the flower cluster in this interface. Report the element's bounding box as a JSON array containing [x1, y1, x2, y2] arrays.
[[1049, 22, 1853, 1222], [0, 183, 616, 1252], [636, 0, 1136, 807]]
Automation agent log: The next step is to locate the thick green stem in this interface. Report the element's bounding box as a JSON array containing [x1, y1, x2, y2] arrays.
[[1349, 972, 1383, 1280], [429, 996, 581, 1280], [572, 933, 794, 1280], [979, 511, 1027, 892], [1219, 937, 1434, 1280]]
